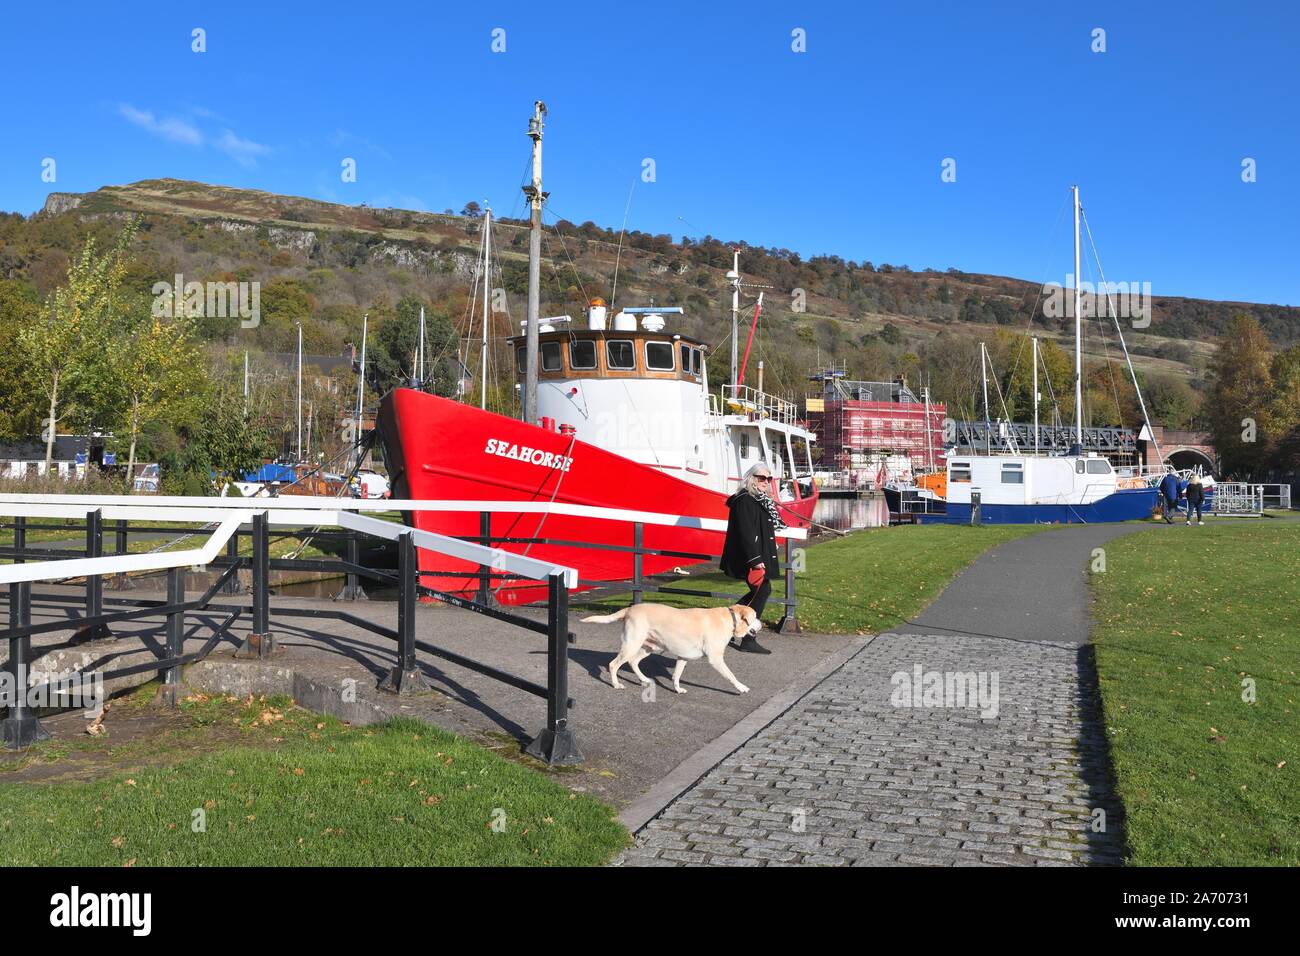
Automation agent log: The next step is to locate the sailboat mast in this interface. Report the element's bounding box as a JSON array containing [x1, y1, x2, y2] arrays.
[[355, 313, 368, 471], [1073, 185, 1083, 446], [481, 208, 491, 410], [1032, 336, 1040, 455], [522, 100, 547, 424], [980, 341, 991, 456]]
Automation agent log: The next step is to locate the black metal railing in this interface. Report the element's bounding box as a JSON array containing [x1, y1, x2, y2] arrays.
[[0, 509, 580, 764]]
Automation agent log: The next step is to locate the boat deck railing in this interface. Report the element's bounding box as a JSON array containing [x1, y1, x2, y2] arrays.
[[721, 384, 800, 426]]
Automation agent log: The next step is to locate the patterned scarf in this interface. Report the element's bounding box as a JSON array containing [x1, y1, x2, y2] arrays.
[[752, 488, 787, 532]]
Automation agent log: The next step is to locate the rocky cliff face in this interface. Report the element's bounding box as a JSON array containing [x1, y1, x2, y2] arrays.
[[42, 192, 84, 216]]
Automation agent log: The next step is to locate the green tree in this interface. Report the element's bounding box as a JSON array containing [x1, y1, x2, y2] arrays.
[[18, 222, 139, 468], [0, 279, 43, 442], [105, 309, 203, 489], [1205, 314, 1276, 477]]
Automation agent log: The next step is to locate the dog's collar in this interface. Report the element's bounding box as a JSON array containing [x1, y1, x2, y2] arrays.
[[728, 606, 740, 637]]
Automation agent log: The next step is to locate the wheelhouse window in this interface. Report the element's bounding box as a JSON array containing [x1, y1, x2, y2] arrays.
[[1001, 463, 1024, 484], [515, 346, 526, 374], [951, 462, 972, 483], [1086, 459, 1111, 474], [541, 342, 562, 372], [569, 339, 597, 370], [1075, 460, 1086, 474], [645, 341, 675, 371], [692, 349, 702, 375], [606, 339, 635, 370], [680, 343, 691, 373]]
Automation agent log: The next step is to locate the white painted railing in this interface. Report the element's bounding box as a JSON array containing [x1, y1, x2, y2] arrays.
[[0, 494, 805, 588], [0, 500, 577, 588]]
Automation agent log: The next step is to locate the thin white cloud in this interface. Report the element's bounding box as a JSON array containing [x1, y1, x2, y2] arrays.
[[215, 129, 270, 167], [117, 103, 271, 167], [118, 104, 202, 146]]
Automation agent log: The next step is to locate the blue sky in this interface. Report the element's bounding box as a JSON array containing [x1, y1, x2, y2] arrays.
[[2, 1, 1296, 304]]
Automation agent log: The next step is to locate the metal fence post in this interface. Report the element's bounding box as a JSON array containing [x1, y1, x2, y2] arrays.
[[73, 509, 112, 642], [158, 567, 185, 707], [334, 527, 368, 601], [222, 527, 241, 595], [631, 522, 644, 605], [236, 512, 275, 658], [3, 577, 51, 750], [476, 511, 495, 607], [111, 518, 134, 591], [776, 535, 801, 634], [379, 531, 430, 694], [525, 570, 583, 766]]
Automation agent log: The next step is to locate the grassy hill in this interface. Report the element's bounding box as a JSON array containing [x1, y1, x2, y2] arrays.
[[3, 178, 1296, 433]]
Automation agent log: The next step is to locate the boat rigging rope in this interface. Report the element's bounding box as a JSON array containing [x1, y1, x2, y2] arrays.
[[1080, 207, 1164, 466]]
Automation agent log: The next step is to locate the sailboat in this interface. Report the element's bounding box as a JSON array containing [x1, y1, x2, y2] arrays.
[[375, 102, 819, 603], [913, 186, 1164, 524]]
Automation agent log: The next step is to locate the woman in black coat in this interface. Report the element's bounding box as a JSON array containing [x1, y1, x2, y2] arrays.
[[721, 464, 785, 654]]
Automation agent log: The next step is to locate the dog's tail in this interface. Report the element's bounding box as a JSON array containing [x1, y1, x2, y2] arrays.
[[580, 608, 630, 624]]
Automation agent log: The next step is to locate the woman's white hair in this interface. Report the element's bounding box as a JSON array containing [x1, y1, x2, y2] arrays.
[[742, 463, 773, 496]]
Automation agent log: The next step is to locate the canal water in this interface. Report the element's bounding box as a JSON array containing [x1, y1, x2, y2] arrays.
[[812, 494, 889, 532]]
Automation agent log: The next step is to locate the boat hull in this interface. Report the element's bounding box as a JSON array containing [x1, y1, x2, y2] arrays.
[[377, 388, 818, 604], [915, 487, 1159, 525]]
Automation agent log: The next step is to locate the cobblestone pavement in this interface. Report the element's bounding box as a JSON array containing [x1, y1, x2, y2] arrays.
[[616, 631, 1125, 866]]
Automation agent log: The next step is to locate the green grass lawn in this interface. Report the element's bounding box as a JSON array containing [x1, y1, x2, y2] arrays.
[[575, 523, 1050, 634], [0, 688, 629, 866], [1091, 517, 1300, 865]]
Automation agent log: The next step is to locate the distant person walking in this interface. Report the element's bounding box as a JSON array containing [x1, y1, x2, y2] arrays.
[[1185, 474, 1206, 525], [721, 463, 784, 654], [1158, 471, 1181, 523]]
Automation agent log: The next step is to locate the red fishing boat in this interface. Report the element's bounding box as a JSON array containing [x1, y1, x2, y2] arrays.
[[377, 299, 819, 604]]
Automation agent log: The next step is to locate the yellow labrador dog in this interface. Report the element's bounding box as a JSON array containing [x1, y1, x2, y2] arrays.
[[580, 603, 760, 694]]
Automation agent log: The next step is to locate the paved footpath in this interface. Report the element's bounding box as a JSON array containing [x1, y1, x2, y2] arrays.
[[617, 524, 1145, 866]]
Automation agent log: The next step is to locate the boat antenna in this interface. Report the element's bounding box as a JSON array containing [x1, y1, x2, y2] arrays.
[[728, 250, 740, 387], [521, 100, 547, 424], [1072, 185, 1083, 447]]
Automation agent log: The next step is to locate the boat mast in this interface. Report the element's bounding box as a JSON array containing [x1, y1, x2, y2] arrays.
[[980, 341, 991, 456], [481, 207, 491, 410], [522, 100, 547, 424], [1032, 336, 1039, 455], [418, 306, 426, 385], [728, 249, 740, 387], [1072, 185, 1083, 447], [296, 321, 303, 462], [354, 313, 368, 471]]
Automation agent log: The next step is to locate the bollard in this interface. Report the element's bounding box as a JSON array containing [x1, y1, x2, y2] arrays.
[[775, 535, 801, 634], [525, 570, 583, 765], [474, 511, 494, 607], [631, 522, 644, 605], [379, 532, 430, 694], [157, 567, 185, 707], [112, 518, 134, 591], [72, 509, 113, 643], [334, 528, 368, 601], [2, 582, 51, 749], [236, 512, 275, 658]]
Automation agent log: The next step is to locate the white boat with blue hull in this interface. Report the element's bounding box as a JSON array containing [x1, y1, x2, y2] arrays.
[[901, 184, 1209, 526], [915, 454, 1158, 525]]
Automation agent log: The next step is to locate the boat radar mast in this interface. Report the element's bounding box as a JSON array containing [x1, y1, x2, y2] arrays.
[[521, 100, 547, 424]]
